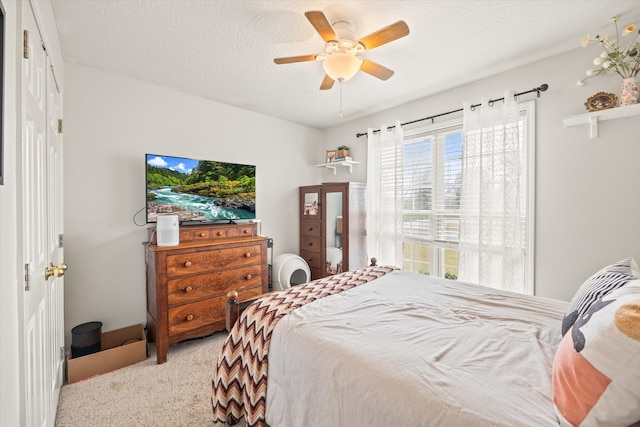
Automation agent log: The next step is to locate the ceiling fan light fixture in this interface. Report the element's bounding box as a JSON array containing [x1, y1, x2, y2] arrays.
[[322, 52, 363, 82]]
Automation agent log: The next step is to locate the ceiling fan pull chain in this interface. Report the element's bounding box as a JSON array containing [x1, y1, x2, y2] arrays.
[[339, 79, 344, 119]]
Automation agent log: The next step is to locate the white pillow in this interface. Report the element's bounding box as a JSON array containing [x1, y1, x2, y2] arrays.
[[561, 257, 639, 336]]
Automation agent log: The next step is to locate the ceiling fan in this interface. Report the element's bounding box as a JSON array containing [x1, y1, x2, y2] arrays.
[[274, 11, 410, 90]]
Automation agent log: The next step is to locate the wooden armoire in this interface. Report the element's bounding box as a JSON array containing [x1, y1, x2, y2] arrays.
[[299, 182, 366, 280]]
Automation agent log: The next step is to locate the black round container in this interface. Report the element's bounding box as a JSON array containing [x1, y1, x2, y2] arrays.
[[71, 321, 103, 358]]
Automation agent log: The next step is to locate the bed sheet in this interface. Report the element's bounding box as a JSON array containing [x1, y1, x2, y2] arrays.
[[265, 270, 569, 426]]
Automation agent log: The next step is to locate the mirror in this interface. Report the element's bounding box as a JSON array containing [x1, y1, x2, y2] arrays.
[[325, 192, 343, 275]]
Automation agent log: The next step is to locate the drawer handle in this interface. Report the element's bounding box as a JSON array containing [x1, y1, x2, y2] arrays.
[[184, 261, 192, 268], [199, 232, 206, 237], [184, 286, 193, 293], [217, 231, 223, 236], [245, 274, 252, 280], [308, 227, 314, 232], [308, 242, 313, 246], [186, 314, 194, 321], [245, 252, 251, 258], [243, 229, 249, 234]]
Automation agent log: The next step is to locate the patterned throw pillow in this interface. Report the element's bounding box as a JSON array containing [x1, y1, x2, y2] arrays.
[[561, 258, 639, 336], [553, 280, 640, 426]]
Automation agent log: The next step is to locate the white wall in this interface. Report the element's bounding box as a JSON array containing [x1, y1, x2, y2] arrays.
[[63, 62, 322, 341], [0, 0, 20, 424], [64, 38, 640, 342], [320, 46, 640, 301]]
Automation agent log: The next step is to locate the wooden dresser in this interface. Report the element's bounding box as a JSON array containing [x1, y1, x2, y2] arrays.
[[299, 182, 366, 280], [144, 223, 268, 363]]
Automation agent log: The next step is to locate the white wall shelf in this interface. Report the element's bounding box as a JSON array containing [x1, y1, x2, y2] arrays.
[[316, 160, 359, 175], [563, 103, 640, 139]]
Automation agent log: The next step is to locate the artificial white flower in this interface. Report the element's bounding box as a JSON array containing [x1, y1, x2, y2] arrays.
[[579, 15, 640, 83], [577, 80, 585, 86]]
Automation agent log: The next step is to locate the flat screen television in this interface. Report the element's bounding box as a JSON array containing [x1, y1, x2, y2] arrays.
[[145, 153, 256, 224]]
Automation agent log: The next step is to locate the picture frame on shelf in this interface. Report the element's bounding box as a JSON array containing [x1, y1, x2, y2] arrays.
[[325, 150, 337, 163], [584, 92, 617, 112]]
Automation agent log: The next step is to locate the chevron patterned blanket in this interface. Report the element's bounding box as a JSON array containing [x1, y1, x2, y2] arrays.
[[210, 265, 397, 427]]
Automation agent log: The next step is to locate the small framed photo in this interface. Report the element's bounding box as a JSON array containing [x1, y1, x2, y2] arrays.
[[325, 150, 337, 163]]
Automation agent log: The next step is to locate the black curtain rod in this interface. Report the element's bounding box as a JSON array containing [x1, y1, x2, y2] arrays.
[[355, 83, 549, 138]]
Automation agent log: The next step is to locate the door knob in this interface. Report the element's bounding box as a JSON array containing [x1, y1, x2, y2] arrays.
[[45, 263, 68, 280]]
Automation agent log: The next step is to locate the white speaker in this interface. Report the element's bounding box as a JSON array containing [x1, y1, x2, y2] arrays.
[[156, 214, 179, 246]]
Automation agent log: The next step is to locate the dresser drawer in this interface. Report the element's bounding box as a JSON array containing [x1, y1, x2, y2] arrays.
[[168, 287, 262, 335], [300, 220, 321, 237], [167, 265, 264, 305], [300, 250, 321, 269], [166, 244, 262, 277], [176, 224, 256, 243], [179, 228, 212, 242], [300, 235, 321, 254], [225, 225, 255, 238]]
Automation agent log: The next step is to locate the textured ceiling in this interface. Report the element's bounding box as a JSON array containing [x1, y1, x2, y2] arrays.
[[51, 1, 640, 129]]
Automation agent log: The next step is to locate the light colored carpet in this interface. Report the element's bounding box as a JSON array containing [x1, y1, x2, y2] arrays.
[[55, 330, 243, 427]]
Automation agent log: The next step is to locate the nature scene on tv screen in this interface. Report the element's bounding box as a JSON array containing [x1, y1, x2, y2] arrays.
[[146, 154, 256, 222]]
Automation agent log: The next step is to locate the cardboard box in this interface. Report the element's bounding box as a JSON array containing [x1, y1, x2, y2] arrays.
[[67, 323, 147, 383]]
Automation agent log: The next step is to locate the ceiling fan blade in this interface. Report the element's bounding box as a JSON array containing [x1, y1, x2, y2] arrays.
[[305, 11, 339, 42], [274, 54, 318, 64], [360, 58, 394, 81], [357, 20, 410, 50], [320, 74, 335, 90]]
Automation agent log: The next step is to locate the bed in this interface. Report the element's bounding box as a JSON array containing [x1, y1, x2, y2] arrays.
[[210, 264, 579, 426]]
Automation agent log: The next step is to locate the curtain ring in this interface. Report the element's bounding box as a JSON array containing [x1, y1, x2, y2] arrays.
[[488, 99, 494, 107], [430, 117, 434, 124]]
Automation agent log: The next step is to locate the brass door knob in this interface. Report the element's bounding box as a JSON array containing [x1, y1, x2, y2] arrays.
[[45, 263, 68, 280]]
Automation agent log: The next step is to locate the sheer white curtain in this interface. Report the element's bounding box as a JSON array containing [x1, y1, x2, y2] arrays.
[[458, 91, 526, 293], [366, 121, 404, 268]]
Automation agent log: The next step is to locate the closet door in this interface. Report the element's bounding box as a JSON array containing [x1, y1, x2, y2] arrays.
[[20, 4, 66, 425]]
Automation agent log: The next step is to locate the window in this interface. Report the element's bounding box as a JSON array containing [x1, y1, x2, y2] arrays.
[[398, 101, 535, 292], [402, 123, 463, 279]]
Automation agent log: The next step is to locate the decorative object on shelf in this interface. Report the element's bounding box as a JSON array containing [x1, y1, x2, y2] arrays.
[[619, 76, 640, 106], [336, 145, 351, 159], [577, 15, 640, 106], [584, 92, 617, 111], [325, 150, 337, 163]]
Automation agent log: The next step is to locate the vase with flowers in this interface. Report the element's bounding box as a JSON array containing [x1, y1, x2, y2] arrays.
[[578, 15, 640, 106]]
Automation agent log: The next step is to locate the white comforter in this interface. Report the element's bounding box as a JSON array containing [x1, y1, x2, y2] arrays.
[[265, 270, 568, 426]]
